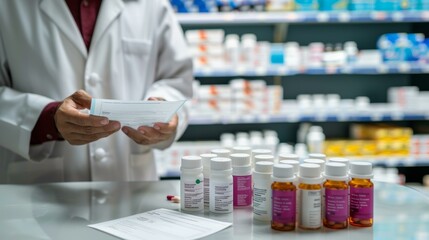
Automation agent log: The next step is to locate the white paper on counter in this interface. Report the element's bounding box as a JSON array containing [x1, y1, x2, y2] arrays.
[[90, 99, 186, 127], [88, 208, 232, 240]]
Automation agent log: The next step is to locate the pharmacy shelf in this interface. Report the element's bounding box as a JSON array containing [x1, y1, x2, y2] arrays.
[[189, 112, 429, 125], [194, 62, 429, 77], [177, 11, 429, 25], [350, 156, 429, 167]]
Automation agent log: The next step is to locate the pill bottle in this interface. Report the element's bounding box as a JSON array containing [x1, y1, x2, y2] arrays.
[[231, 153, 252, 208], [278, 155, 300, 222], [271, 164, 296, 231], [328, 157, 350, 170], [323, 162, 349, 229], [253, 161, 274, 221], [303, 158, 326, 173], [251, 149, 272, 167], [253, 154, 275, 167], [211, 148, 231, 158], [279, 159, 300, 176], [278, 153, 299, 161], [298, 163, 323, 230], [180, 156, 204, 212], [349, 161, 374, 227], [210, 157, 233, 213], [200, 153, 217, 207], [306, 126, 325, 154], [232, 146, 252, 155], [308, 153, 326, 161]]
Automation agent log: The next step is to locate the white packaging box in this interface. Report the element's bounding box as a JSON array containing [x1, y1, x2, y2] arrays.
[[186, 29, 225, 45]]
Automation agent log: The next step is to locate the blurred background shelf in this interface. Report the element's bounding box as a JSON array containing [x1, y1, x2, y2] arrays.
[[189, 112, 429, 125], [178, 11, 429, 25], [194, 62, 429, 77]]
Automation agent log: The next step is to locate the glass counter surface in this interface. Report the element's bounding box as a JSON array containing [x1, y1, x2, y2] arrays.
[[0, 181, 428, 240]]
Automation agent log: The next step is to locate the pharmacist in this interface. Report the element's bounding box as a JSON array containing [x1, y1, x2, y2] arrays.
[[0, 0, 193, 183]]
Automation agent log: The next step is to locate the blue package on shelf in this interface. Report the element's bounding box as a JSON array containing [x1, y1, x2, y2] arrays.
[[375, 0, 401, 11], [419, 0, 429, 9], [319, 0, 349, 11], [418, 39, 429, 63], [348, 0, 375, 10], [378, 33, 425, 62], [270, 44, 285, 65], [216, 0, 266, 11], [295, 0, 319, 11]]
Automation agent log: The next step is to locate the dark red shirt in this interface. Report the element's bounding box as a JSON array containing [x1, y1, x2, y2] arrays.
[[30, 0, 102, 145]]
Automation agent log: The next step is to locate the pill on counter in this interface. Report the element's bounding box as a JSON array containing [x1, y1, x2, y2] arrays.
[[171, 196, 180, 203], [166, 195, 174, 201]]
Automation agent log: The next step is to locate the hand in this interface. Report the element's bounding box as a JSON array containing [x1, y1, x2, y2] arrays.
[[54, 90, 121, 145], [121, 97, 178, 145]]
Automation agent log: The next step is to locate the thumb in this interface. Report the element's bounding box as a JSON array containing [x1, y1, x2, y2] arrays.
[[71, 90, 92, 109]]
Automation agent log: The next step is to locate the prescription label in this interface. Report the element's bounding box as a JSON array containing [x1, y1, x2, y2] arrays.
[[350, 187, 373, 219], [299, 189, 322, 228], [183, 179, 204, 210], [233, 175, 252, 207], [272, 190, 296, 224], [325, 188, 348, 222]]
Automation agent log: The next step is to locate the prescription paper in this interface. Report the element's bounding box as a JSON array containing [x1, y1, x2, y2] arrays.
[[88, 208, 232, 240], [90, 99, 186, 127]]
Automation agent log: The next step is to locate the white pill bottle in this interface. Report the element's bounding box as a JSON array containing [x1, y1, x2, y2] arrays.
[[180, 156, 204, 212], [210, 157, 233, 213]]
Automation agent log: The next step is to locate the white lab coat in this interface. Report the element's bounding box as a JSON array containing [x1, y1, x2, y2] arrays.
[[0, 0, 193, 183]]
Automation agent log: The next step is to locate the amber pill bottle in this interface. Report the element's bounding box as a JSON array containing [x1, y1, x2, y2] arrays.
[[271, 164, 296, 231], [323, 162, 349, 229], [348, 162, 374, 227]]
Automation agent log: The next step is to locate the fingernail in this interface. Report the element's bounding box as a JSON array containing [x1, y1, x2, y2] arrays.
[[154, 125, 160, 130], [113, 122, 120, 129], [101, 119, 109, 125], [139, 129, 145, 135], [122, 128, 128, 134]]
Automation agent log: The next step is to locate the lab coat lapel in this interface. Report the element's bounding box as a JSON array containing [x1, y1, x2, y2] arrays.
[[91, 0, 124, 50], [39, 0, 87, 58]]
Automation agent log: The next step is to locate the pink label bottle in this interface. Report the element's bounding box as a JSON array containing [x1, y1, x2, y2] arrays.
[[231, 153, 252, 207]]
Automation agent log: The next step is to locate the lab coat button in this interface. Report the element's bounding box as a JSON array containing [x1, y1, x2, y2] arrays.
[[88, 73, 101, 86], [94, 148, 107, 162]]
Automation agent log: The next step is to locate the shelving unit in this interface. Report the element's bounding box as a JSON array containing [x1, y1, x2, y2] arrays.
[[174, 8, 429, 178], [194, 62, 429, 77], [178, 11, 429, 25], [189, 111, 429, 125]]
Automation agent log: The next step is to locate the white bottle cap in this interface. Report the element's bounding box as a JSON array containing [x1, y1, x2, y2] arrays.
[[254, 161, 274, 173], [252, 149, 272, 157], [303, 158, 326, 172], [254, 154, 275, 165], [349, 162, 373, 179], [279, 160, 299, 175], [272, 164, 295, 182], [200, 153, 217, 168], [211, 157, 232, 171], [298, 163, 323, 184], [181, 156, 202, 169], [328, 157, 350, 170], [232, 146, 252, 155], [324, 162, 348, 181], [278, 153, 299, 161], [308, 153, 326, 160], [211, 149, 231, 158], [230, 153, 250, 167]]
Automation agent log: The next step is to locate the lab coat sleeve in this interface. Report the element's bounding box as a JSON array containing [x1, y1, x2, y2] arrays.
[[144, 0, 193, 150], [0, 30, 56, 161]]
